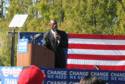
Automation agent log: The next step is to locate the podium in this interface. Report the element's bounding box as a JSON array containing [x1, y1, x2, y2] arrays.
[[17, 43, 55, 68]]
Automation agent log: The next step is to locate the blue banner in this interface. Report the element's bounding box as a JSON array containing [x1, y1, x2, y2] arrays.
[[0, 66, 125, 84], [42, 68, 125, 84]]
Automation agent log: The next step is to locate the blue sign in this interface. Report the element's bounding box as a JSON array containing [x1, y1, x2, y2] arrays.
[[18, 32, 44, 46], [17, 39, 28, 53], [42, 68, 125, 84], [0, 66, 124, 84], [0, 66, 23, 84]]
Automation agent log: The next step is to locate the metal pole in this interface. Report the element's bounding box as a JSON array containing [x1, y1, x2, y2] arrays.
[[10, 29, 15, 66]]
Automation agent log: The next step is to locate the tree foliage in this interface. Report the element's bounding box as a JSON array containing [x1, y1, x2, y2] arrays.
[[0, 0, 125, 65]]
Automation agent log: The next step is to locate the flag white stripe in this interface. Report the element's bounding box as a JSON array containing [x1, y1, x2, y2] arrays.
[[68, 49, 125, 55], [69, 38, 125, 45], [67, 59, 125, 66]]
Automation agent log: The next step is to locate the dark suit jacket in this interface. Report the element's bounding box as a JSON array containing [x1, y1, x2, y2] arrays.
[[43, 29, 68, 68]]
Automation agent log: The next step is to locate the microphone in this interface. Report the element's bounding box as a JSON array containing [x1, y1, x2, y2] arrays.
[[33, 33, 41, 40], [52, 29, 60, 45], [57, 37, 60, 44], [32, 33, 42, 44]]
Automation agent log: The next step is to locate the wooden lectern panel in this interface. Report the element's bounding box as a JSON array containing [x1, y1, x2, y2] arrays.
[[17, 43, 55, 68]]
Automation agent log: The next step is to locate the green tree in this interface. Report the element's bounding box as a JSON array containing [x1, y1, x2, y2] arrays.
[[0, 0, 125, 65]]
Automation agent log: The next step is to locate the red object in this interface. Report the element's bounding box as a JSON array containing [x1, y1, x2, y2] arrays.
[[67, 34, 125, 71], [18, 65, 45, 84]]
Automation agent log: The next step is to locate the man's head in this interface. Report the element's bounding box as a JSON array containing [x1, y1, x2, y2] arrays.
[[50, 19, 58, 31]]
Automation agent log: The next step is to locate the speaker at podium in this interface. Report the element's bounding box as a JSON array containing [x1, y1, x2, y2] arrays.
[[17, 39, 55, 68]]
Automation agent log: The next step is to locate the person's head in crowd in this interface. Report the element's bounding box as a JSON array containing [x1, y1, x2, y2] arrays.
[[18, 65, 45, 84], [80, 77, 92, 84], [80, 77, 106, 84], [50, 19, 58, 31]]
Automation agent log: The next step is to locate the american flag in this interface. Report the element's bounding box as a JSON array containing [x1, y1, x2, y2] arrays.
[[67, 34, 125, 71]]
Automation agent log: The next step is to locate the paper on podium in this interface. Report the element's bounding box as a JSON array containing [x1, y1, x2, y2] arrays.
[[9, 14, 28, 28]]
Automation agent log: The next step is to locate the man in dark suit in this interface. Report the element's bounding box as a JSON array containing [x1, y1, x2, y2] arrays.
[[43, 20, 68, 68]]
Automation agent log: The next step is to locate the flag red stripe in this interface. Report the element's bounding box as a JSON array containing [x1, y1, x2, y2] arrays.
[[68, 34, 125, 39], [68, 54, 125, 60], [68, 44, 125, 50], [67, 34, 125, 71], [67, 64, 125, 71]]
